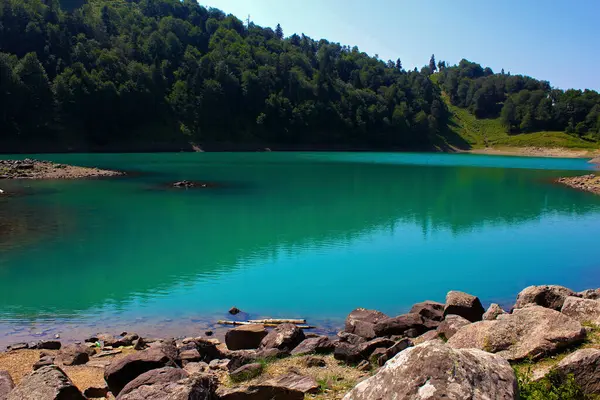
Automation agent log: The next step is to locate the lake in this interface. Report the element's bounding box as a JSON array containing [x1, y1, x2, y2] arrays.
[[0, 152, 599, 346]]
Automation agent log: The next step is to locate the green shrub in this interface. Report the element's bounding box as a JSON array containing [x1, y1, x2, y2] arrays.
[[516, 367, 587, 400]]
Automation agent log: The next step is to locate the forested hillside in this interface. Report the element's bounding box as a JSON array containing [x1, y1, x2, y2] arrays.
[[0, 0, 599, 151]]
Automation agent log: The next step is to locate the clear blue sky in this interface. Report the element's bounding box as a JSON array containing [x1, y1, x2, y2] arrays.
[[203, 0, 599, 91]]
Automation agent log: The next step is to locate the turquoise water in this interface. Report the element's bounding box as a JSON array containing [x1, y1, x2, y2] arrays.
[[0, 152, 599, 344]]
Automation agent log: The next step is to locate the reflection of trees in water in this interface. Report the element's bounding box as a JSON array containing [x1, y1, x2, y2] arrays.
[[1, 162, 599, 319]]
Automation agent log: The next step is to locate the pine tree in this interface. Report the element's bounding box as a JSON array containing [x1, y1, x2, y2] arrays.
[[429, 54, 437, 73], [396, 58, 402, 71], [275, 24, 283, 40]]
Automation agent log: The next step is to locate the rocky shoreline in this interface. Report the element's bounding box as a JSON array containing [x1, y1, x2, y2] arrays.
[[0, 159, 123, 181], [557, 174, 600, 195], [2, 284, 600, 399]]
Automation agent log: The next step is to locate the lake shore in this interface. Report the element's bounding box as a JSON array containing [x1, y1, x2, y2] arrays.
[[1, 285, 600, 399], [465, 146, 600, 159], [557, 174, 600, 195], [0, 159, 123, 180]]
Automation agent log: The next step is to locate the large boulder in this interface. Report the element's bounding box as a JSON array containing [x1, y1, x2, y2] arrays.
[[443, 291, 485, 322], [217, 386, 303, 400], [409, 301, 444, 322], [556, 348, 600, 395], [483, 303, 506, 321], [290, 336, 334, 356], [373, 313, 428, 337], [334, 338, 394, 364], [57, 344, 95, 366], [0, 370, 14, 400], [344, 308, 388, 339], [259, 324, 305, 352], [117, 372, 217, 400], [118, 368, 189, 398], [225, 325, 268, 351], [104, 345, 177, 396], [448, 305, 586, 361], [336, 332, 366, 346], [579, 289, 600, 300], [7, 366, 85, 400], [436, 314, 471, 340], [374, 338, 413, 367], [342, 341, 517, 400], [259, 373, 319, 395], [561, 296, 600, 325], [514, 285, 577, 311]]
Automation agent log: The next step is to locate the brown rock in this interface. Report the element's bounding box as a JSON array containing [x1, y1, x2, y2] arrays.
[[579, 288, 600, 300], [180, 349, 202, 363], [356, 360, 371, 372], [375, 338, 413, 367], [483, 303, 506, 320], [344, 308, 388, 339], [259, 373, 319, 394], [336, 331, 366, 345], [117, 372, 217, 400], [83, 386, 109, 398], [0, 370, 14, 400], [58, 344, 95, 366], [514, 285, 577, 311], [333, 342, 365, 364], [561, 296, 600, 324], [290, 336, 334, 356], [118, 367, 189, 398], [104, 345, 177, 395], [373, 313, 428, 337], [342, 341, 517, 400], [229, 363, 263, 382], [33, 356, 55, 371], [448, 305, 585, 361], [304, 356, 326, 368], [229, 307, 241, 315], [37, 341, 62, 350], [556, 348, 600, 395], [217, 386, 303, 400], [437, 314, 471, 340], [225, 324, 267, 351], [409, 301, 444, 321], [413, 330, 441, 345], [444, 291, 485, 322], [184, 362, 209, 374], [259, 324, 305, 351], [7, 366, 85, 400]]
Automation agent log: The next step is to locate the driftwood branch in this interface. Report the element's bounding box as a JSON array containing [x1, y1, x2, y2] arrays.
[[217, 320, 315, 329], [247, 319, 306, 324]]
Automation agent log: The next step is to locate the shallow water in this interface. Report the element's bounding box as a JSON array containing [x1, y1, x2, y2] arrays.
[[0, 152, 599, 346]]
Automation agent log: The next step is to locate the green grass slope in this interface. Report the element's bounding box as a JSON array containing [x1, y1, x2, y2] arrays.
[[439, 94, 600, 151]]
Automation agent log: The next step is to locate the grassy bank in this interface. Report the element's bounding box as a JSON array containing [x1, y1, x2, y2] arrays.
[[439, 93, 600, 152]]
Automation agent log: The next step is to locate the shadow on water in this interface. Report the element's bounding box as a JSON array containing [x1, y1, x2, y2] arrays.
[[0, 153, 599, 324]]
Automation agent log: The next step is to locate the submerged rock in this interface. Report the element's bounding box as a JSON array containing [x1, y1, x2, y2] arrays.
[[342, 341, 517, 400], [448, 305, 585, 361]]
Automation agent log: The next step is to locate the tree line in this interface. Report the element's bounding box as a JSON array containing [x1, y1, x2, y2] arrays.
[[0, 0, 598, 149], [437, 60, 600, 137], [0, 0, 444, 148]]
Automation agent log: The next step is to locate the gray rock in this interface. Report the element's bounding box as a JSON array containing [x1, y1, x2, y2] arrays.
[[342, 341, 517, 400], [290, 336, 334, 356], [183, 362, 209, 375], [229, 363, 263, 382], [104, 345, 178, 395], [225, 324, 267, 351], [117, 372, 217, 400], [118, 367, 189, 398], [579, 289, 600, 300], [514, 285, 577, 311], [344, 308, 388, 339], [556, 348, 600, 395], [7, 366, 85, 400], [58, 344, 95, 366], [483, 303, 506, 320], [437, 314, 471, 340], [561, 296, 600, 325], [373, 313, 428, 337], [448, 305, 585, 361], [259, 324, 305, 352], [209, 359, 230, 371], [444, 291, 485, 322], [0, 370, 14, 400], [409, 301, 445, 321]]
